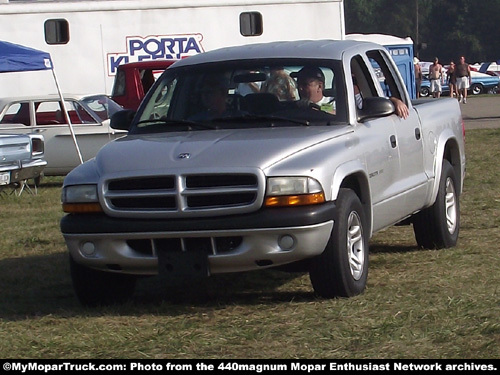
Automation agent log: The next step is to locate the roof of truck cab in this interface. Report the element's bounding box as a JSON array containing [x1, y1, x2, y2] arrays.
[[171, 39, 382, 68]]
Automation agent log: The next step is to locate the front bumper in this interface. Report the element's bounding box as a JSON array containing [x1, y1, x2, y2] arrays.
[[61, 203, 336, 275]]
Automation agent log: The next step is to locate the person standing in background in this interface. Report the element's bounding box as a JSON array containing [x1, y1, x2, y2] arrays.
[[455, 56, 471, 104], [447, 61, 458, 99], [429, 57, 443, 98], [414, 57, 423, 98]]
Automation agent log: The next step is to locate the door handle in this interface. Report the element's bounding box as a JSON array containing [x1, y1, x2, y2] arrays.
[[415, 128, 421, 140], [390, 135, 397, 148]]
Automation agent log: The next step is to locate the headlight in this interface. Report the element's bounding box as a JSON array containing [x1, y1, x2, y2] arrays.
[[61, 185, 102, 213], [264, 177, 325, 207]]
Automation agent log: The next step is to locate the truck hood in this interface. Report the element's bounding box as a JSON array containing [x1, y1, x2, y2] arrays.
[[95, 126, 352, 176]]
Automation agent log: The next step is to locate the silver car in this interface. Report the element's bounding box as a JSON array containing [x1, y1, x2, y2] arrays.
[[0, 94, 125, 175]]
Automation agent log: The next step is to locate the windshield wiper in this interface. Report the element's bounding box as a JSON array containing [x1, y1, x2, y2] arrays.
[[135, 118, 216, 130], [211, 114, 310, 126]]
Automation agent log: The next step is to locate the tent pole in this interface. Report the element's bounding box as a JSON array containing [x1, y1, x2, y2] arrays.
[[51, 68, 83, 164]]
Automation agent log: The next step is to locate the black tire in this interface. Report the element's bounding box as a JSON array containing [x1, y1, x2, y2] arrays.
[[420, 87, 430, 97], [309, 188, 369, 298], [470, 83, 483, 95], [69, 255, 137, 307], [413, 160, 460, 249]]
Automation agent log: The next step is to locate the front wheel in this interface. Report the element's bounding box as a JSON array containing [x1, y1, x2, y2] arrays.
[[413, 160, 460, 249], [309, 189, 369, 298], [69, 256, 137, 307]]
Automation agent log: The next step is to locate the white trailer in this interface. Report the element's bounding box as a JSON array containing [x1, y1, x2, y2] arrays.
[[0, 0, 345, 96]]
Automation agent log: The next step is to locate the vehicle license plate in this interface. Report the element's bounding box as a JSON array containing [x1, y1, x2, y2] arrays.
[[0, 171, 10, 185], [157, 249, 209, 283]]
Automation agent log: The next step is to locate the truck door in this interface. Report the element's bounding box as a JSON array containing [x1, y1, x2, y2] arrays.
[[366, 50, 427, 217], [350, 56, 403, 230]]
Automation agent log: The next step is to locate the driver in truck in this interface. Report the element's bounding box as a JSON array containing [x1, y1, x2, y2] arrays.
[[190, 74, 230, 120]]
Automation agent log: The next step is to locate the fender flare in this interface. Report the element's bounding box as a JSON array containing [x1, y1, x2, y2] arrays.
[[330, 160, 373, 237], [429, 130, 463, 205]]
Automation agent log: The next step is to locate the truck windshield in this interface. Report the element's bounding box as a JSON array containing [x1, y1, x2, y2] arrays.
[[131, 60, 346, 133]]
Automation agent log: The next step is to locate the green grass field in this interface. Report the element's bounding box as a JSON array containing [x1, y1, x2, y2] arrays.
[[0, 128, 499, 359]]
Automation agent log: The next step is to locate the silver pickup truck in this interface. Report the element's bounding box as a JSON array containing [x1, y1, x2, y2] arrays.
[[60, 40, 466, 306]]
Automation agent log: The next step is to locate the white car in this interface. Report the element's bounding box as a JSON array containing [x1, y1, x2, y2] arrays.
[[0, 94, 125, 175]]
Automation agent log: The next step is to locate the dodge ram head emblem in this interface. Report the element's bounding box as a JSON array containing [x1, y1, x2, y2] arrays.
[[177, 153, 191, 159]]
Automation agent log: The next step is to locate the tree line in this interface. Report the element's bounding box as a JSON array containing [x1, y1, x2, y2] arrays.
[[345, 0, 500, 64]]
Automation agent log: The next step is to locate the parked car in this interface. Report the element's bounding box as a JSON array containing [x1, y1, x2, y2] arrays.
[[0, 133, 46, 190], [0, 94, 125, 175], [419, 70, 499, 97], [477, 62, 500, 87]]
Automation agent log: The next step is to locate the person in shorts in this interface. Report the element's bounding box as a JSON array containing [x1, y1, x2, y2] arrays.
[[447, 61, 458, 99], [429, 57, 443, 98], [455, 56, 471, 103]]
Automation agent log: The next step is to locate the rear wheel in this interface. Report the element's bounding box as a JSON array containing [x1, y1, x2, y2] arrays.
[[69, 256, 137, 307], [420, 87, 430, 97], [309, 188, 369, 298], [470, 83, 483, 95], [413, 160, 460, 249]]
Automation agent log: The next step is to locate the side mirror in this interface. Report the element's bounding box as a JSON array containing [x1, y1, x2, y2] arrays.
[[110, 109, 135, 131], [357, 97, 395, 122]]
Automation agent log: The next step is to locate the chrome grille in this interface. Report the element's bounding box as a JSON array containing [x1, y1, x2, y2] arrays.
[[102, 172, 263, 218]]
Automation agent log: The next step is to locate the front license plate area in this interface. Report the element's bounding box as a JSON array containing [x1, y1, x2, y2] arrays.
[[0, 171, 11, 185], [157, 249, 209, 283]]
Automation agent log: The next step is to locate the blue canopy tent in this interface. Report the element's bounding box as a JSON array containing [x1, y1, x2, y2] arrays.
[[0, 40, 53, 72], [0, 40, 83, 163]]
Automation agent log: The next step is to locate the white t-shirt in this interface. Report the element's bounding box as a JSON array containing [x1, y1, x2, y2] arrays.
[[315, 96, 335, 113]]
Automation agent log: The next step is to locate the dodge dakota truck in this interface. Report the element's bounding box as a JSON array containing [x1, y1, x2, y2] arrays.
[[60, 40, 466, 306]]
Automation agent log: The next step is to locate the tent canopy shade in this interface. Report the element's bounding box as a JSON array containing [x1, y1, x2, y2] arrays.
[[0, 40, 53, 72], [0, 40, 82, 164]]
